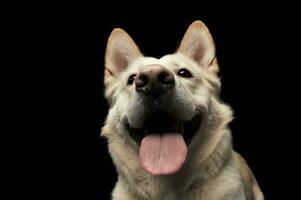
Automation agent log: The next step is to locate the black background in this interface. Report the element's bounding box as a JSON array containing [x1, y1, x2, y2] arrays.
[[16, 2, 299, 200]]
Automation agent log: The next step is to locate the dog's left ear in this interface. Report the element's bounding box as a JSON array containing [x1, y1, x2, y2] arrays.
[[177, 20, 218, 73]]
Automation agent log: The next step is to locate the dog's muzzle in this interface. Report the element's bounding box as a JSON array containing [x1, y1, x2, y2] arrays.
[[125, 64, 202, 176]]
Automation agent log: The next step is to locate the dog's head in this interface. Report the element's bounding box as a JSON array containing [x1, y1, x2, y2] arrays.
[[102, 21, 224, 176]]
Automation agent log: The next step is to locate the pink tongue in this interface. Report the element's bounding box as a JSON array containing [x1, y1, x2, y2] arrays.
[[139, 133, 187, 176]]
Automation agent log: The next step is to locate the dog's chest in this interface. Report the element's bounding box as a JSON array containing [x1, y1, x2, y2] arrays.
[[126, 177, 205, 200]]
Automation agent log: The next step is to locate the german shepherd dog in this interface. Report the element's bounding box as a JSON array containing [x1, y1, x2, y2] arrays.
[[101, 20, 264, 200]]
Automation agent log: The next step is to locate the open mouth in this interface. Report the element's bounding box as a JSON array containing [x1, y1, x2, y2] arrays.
[[126, 112, 202, 145], [125, 111, 202, 176]]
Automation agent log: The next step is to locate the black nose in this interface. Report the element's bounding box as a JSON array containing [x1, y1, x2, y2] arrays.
[[135, 65, 174, 95]]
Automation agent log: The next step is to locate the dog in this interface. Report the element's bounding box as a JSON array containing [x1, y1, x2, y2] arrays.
[[101, 20, 264, 200]]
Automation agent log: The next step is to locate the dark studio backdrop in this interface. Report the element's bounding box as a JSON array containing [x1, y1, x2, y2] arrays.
[[24, 3, 298, 200]]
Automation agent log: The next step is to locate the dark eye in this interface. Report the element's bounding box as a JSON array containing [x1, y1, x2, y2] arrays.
[[177, 68, 192, 78], [127, 74, 136, 85]]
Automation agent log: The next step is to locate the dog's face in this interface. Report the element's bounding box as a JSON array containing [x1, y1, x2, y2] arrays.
[[103, 21, 222, 176]]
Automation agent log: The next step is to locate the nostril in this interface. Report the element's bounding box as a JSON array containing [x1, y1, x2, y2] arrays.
[[135, 74, 148, 88], [158, 71, 174, 85]]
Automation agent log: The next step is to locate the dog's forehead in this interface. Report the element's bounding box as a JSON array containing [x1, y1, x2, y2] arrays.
[[129, 54, 196, 71], [148, 54, 189, 66], [159, 54, 189, 66]]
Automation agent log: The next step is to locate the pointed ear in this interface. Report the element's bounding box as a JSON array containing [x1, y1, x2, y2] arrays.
[[177, 20, 218, 73], [105, 28, 142, 84]]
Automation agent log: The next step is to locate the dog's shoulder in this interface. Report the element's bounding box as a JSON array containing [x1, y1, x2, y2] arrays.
[[235, 152, 264, 200]]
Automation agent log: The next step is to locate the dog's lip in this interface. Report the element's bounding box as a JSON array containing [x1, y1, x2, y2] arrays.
[[125, 112, 202, 145]]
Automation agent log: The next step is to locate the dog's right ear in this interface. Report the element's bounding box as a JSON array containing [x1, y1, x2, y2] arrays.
[[177, 21, 219, 74], [105, 28, 142, 85]]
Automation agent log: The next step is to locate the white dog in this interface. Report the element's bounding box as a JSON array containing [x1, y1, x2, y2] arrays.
[[101, 20, 264, 200]]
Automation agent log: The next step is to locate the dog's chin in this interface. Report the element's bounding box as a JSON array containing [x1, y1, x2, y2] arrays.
[[125, 111, 202, 146]]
